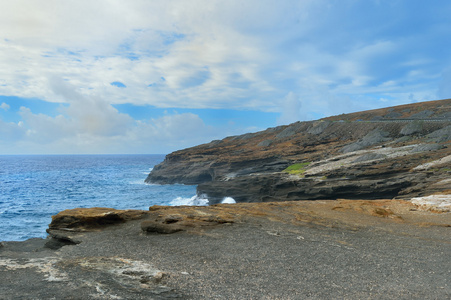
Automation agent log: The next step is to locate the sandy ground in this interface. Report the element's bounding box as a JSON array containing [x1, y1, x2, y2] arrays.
[[0, 199, 450, 299]]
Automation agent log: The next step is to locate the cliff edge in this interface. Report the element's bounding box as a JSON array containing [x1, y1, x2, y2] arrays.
[[146, 99, 451, 204]]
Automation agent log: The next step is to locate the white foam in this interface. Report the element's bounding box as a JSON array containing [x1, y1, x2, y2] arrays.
[[169, 195, 209, 206], [129, 180, 146, 185], [411, 195, 451, 212], [221, 197, 236, 204], [142, 167, 153, 174]]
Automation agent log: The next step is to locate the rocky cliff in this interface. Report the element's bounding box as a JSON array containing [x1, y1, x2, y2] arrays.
[[146, 99, 451, 204]]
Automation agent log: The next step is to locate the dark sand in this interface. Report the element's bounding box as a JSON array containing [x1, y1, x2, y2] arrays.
[[1, 200, 450, 299]]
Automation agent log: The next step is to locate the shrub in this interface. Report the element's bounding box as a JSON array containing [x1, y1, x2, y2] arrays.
[[283, 162, 310, 175]]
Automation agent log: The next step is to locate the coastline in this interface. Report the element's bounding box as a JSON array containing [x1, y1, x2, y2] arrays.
[[1, 199, 449, 299], [0, 154, 196, 242], [2, 100, 451, 298]]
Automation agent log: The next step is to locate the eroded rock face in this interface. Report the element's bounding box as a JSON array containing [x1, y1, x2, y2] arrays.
[[48, 207, 148, 230], [141, 205, 235, 234], [146, 99, 451, 203], [46, 208, 149, 247]]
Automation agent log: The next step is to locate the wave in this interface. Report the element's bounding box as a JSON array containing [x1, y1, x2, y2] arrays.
[[169, 194, 209, 206], [221, 197, 236, 204], [0, 154, 170, 241], [169, 195, 236, 206], [141, 167, 153, 175], [129, 180, 146, 185]]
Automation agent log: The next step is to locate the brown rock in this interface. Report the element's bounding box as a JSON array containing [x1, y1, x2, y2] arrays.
[[141, 205, 235, 234], [141, 221, 183, 234], [49, 207, 147, 231], [146, 99, 451, 203]]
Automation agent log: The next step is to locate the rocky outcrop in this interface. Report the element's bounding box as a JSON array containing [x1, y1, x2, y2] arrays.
[[48, 207, 147, 230], [45, 207, 149, 247], [146, 99, 451, 204], [39, 201, 451, 238], [141, 205, 235, 234], [2, 200, 450, 299]]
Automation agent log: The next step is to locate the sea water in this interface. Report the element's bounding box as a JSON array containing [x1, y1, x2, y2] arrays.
[[0, 154, 199, 242]]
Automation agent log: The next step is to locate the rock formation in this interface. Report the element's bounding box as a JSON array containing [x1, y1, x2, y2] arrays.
[[146, 99, 451, 204], [2, 200, 450, 299], [2, 101, 450, 299]]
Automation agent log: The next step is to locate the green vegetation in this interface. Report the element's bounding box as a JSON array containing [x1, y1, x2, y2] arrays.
[[283, 162, 310, 175]]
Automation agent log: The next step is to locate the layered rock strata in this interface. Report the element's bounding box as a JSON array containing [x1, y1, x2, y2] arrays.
[[146, 99, 451, 204]]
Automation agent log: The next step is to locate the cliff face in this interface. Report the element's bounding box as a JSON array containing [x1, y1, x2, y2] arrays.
[[146, 99, 451, 204]]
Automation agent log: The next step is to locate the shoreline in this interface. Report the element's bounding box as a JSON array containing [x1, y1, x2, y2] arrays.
[[1, 195, 449, 244], [1, 199, 450, 299]]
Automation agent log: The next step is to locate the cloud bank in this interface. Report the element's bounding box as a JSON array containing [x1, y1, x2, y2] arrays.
[[1, 0, 451, 154]]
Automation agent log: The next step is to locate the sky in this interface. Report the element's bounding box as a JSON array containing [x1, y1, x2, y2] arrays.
[[1, 0, 451, 154]]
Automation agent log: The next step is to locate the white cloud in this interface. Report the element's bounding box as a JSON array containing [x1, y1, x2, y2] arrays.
[[130, 113, 219, 151], [0, 101, 223, 154], [0, 0, 319, 111], [1, 1, 451, 154], [18, 107, 71, 143], [0, 73, 236, 153], [16, 101, 134, 145], [64, 98, 133, 137], [0, 102, 9, 110], [0, 119, 25, 142], [277, 92, 303, 125]]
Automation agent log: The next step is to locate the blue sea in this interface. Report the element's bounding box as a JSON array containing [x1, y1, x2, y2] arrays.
[[0, 154, 201, 242]]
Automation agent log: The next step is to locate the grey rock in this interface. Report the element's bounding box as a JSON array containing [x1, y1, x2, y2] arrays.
[[276, 122, 303, 138], [258, 139, 272, 147], [353, 153, 386, 163], [410, 144, 444, 153], [1, 208, 450, 299], [146, 160, 213, 184], [146, 99, 451, 203], [410, 110, 434, 119], [229, 132, 261, 141], [307, 121, 331, 135], [197, 171, 422, 203], [384, 111, 402, 119], [400, 121, 424, 135], [436, 111, 451, 119], [427, 125, 451, 142], [341, 129, 390, 153]]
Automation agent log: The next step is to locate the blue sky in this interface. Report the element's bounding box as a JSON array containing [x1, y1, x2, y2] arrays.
[[1, 0, 451, 154]]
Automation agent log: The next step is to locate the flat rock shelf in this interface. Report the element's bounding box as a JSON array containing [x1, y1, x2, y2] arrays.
[[1, 200, 450, 299]]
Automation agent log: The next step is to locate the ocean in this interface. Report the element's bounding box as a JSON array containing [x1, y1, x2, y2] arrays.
[[0, 154, 201, 242]]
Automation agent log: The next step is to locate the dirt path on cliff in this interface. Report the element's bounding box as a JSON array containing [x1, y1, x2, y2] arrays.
[[0, 200, 450, 299]]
